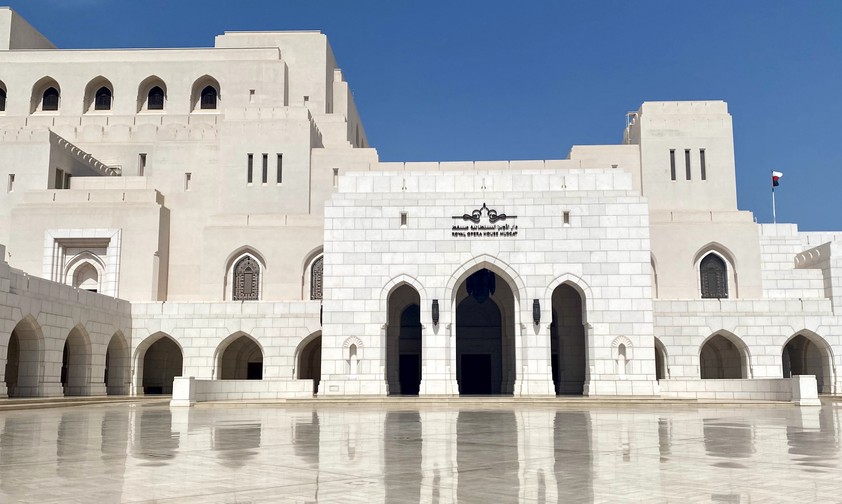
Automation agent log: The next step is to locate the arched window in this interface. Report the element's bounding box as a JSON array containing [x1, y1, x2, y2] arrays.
[[0, 87, 6, 112], [148, 86, 164, 110], [700, 254, 728, 299], [42, 87, 59, 111], [200, 85, 218, 110], [73, 262, 99, 292], [232, 256, 260, 300], [310, 256, 323, 300], [94, 86, 112, 110]]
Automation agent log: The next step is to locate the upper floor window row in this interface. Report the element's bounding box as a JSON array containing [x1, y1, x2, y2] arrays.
[[669, 148, 707, 181], [1, 76, 222, 114]]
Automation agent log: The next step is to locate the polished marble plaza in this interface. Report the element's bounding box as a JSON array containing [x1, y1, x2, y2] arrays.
[[0, 401, 840, 503]]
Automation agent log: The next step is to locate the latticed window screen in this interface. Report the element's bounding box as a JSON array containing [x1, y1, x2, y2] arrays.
[[700, 254, 728, 299], [95, 87, 112, 110], [200, 86, 218, 109], [233, 256, 260, 300], [310, 256, 323, 300]]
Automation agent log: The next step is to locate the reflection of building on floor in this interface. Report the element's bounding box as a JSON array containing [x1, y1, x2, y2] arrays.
[[2, 405, 840, 502], [0, 8, 841, 403]]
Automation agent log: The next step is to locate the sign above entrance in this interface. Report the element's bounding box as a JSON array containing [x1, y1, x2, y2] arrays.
[[451, 203, 519, 238]]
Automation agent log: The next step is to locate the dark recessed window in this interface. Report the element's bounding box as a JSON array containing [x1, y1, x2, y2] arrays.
[[700, 254, 728, 299], [0, 88, 6, 112], [700, 149, 707, 180], [42, 87, 59, 111], [200, 85, 218, 110], [669, 149, 676, 181], [94, 87, 112, 110], [147, 86, 164, 110]]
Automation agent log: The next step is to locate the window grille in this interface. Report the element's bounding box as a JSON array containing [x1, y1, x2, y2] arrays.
[[233, 256, 260, 300], [700, 254, 728, 298], [95, 87, 112, 110], [310, 256, 323, 300], [200, 86, 218, 109], [42, 87, 59, 111], [148, 86, 164, 110]]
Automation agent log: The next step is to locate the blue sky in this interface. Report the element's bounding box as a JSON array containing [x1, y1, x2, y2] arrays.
[[6, 1, 841, 230]]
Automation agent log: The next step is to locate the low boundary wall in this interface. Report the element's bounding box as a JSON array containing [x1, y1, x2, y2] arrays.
[[658, 375, 820, 405], [170, 377, 314, 406]]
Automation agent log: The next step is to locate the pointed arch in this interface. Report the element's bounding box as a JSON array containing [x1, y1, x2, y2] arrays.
[[30, 76, 60, 113], [105, 331, 130, 395], [693, 243, 738, 299], [214, 332, 264, 380], [63, 251, 106, 292], [385, 283, 422, 395], [62, 324, 92, 396], [301, 246, 324, 300], [84, 76, 114, 112], [134, 332, 183, 395], [4, 315, 45, 397], [295, 331, 322, 394], [782, 330, 835, 394], [137, 75, 167, 112], [699, 331, 750, 379], [446, 255, 526, 310], [224, 246, 266, 301], [191, 75, 221, 111], [654, 337, 669, 380]]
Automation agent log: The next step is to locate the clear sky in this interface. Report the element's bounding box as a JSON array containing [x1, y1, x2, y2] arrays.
[[5, 1, 841, 230]]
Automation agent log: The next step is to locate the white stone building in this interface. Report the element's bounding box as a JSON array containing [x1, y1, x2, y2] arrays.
[[0, 8, 839, 402]]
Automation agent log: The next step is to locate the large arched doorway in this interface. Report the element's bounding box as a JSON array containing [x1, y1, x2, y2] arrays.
[[138, 334, 183, 395], [783, 333, 833, 394], [105, 332, 130, 395], [455, 268, 516, 395], [4, 317, 44, 398], [217, 333, 263, 380], [297, 333, 321, 394], [386, 284, 421, 395], [551, 284, 586, 394], [62, 325, 92, 396], [700, 333, 748, 379]]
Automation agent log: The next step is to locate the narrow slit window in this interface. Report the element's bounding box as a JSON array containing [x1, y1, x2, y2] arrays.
[[669, 150, 676, 181], [333, 168, 339, 187], [262, 154, 268, 184], [184, 173, 192, 191], [563, 210, 570, 225], [276, 154, 283, 184], [247, 154, 254, 184], [249, 89, 255, 103], [700, 149, 707, 180], [64, 173, 71, 189], [400, 212, 408, 228], [138, 153, 147, 176], [0, 88, 7, 112], [684, 149, 691, 180], [7, 174, 14, 193]]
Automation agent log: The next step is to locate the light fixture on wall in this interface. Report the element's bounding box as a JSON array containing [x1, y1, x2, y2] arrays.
[[432, 299, 439, 326], [532, 299, 540, 325]]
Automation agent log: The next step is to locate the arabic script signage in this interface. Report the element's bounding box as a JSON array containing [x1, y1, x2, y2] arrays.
[[451, 203, 519, 238]]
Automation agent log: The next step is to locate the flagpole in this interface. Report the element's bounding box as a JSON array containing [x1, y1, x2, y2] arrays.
[[772, 185, 776, 224]]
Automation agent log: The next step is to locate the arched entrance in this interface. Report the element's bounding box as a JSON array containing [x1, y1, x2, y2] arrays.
[[137, 334, 183, 395], [551, 284, 586, 394], [455, 268, 516, 395], [4, 317, 44, 398], [386, 284, 421, 395], [782, 333, 833, 394], [105, 332, 130, 395], [654, 338, 668, 381], [217, 333, 263, 380], [700, 333, 748, 379], [297, 332, 321, 394], [62, 325, 92, 396]]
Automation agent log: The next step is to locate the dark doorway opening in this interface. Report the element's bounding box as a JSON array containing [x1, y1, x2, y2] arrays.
[[460, 354, 492, 394], [247, 362, 263, 380], [399, 354, 421, 395]]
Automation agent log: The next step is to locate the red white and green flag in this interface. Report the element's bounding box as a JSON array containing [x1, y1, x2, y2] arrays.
[[772, 171, 783, 187]]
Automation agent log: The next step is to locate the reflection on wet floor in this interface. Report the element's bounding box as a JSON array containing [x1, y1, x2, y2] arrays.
[[0, 402, 840, 502]]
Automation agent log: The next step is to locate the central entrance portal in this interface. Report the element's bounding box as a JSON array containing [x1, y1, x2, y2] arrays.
[[456, 268, 515, 395]]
